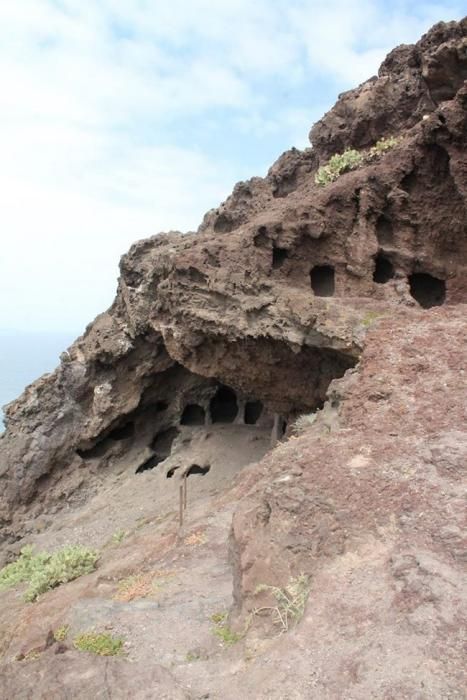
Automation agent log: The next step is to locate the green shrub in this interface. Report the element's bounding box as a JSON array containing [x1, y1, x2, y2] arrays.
[[211, 611, 241, 646], [315, 149, 363, 186], [292, 412, 318, 435], [254, 574, 311, 632], [54, 625, 70, 642], [111, 529, 127, 544], [73, 631, 124, 656], [315, 136, 400, 187], [370, 135, 400, 156], [0, 544, 98, 602]]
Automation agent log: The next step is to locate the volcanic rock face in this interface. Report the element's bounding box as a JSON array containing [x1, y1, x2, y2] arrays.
[[1, 19, 466, 545], [0, 18, 466, 698]]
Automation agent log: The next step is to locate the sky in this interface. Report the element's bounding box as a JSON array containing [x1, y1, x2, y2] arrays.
[[1, 1, 465, 335]]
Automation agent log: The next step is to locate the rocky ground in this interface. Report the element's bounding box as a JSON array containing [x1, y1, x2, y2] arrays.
[[0, 17, 466, 700], [0, 307, 466, 699]]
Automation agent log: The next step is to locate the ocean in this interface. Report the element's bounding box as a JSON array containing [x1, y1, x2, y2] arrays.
[[0, 330, 77, 430]]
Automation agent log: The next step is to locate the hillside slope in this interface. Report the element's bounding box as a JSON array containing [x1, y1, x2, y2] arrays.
[[0, 18, 466, 699]]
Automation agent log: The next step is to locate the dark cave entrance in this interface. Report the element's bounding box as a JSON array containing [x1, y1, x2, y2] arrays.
[[151, 427, 179, 454], [409, 273, 446, 309], [210, 386, 238, 423], [373, 253, 395, 284], [180, 404, 206, 426], [77, 441, 111, 460], [244, 400, 263, 425], [310, 265, 335, 297], [77, 420, 135, 459], [107, 421, 135, 441], [272, 247, 288, 269], [186, 464, 211, 477], [135, 454, 166, 474], [136, 427, 179, 474]]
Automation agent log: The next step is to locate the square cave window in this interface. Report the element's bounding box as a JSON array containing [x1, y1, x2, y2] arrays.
[[373, 253, 395, 284], [210, 386, 238, 423], [244, 400, 263, 425], [310, 265, 335, 297], [272, 247, 288, 269]]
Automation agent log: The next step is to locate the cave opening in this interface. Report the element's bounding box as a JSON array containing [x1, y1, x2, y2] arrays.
[[210, 386, 238, 423], [409, 273, 446, 309], [136, 454, 166, 474], [135, 426, 179, 474], [107, 421, 135, 441], [77, 441, 110, 460], [310, 265, 335, 297], [77, 420, 135, 459], [186, 464, 211, 477], [150, 427, 179, 454], [373, 253, 395, 284], [244, 400, 263, 425], [272, 247, 288, 269], [180, 404, 206, 426]]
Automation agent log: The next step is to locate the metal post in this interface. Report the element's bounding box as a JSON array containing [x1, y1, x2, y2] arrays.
[[179, 483, 184, 528]]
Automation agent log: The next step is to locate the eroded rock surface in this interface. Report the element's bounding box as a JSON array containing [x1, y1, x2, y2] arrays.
[[0, 651, 190, 700], [228, 307, 467, 698], [0, 17, 466, 700]]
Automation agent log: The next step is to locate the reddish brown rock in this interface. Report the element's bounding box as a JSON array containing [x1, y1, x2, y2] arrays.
[[1, 19, 466, 550], [0, 17, 466, 700], [0, 650, 190, 699]]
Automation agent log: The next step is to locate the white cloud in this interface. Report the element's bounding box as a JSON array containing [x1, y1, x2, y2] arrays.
[[0, 142, 233, 332], [0, 0, 464, 331]]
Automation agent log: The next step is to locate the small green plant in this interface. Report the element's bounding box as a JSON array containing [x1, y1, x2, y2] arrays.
[[73, 631, 124, 656], [211, 611, 241, 646], [370, 135, 400, 156], [315, 149, 363, 186], [53, 625, 70, 642], [111, 529, 127, 544], [254, 574, 311, 633], [292, 412, 318, 435], [210, 611, 227, 625], [315, 136, 400, 187], [0, 544, 98, 602]]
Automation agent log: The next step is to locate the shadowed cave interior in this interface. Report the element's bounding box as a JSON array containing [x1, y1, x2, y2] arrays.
[[310, 265, 335, 296], [409, 272, 446, 308], [74, 340, 357, 500]]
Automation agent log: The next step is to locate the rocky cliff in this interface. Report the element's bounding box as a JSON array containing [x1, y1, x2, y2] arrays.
[[0, 18, 466, 699]]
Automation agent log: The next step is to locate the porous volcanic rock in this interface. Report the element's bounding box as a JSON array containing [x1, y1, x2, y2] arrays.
[[0, 18, 466, 698], [1, 19, 466, 554], [227, 307, 467, 698]]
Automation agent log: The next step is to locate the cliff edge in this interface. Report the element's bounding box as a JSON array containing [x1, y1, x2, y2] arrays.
[[0, 19, 466, 699]]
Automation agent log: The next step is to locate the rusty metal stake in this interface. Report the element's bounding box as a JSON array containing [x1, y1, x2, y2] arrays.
[[179, 483, 184, 528]]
